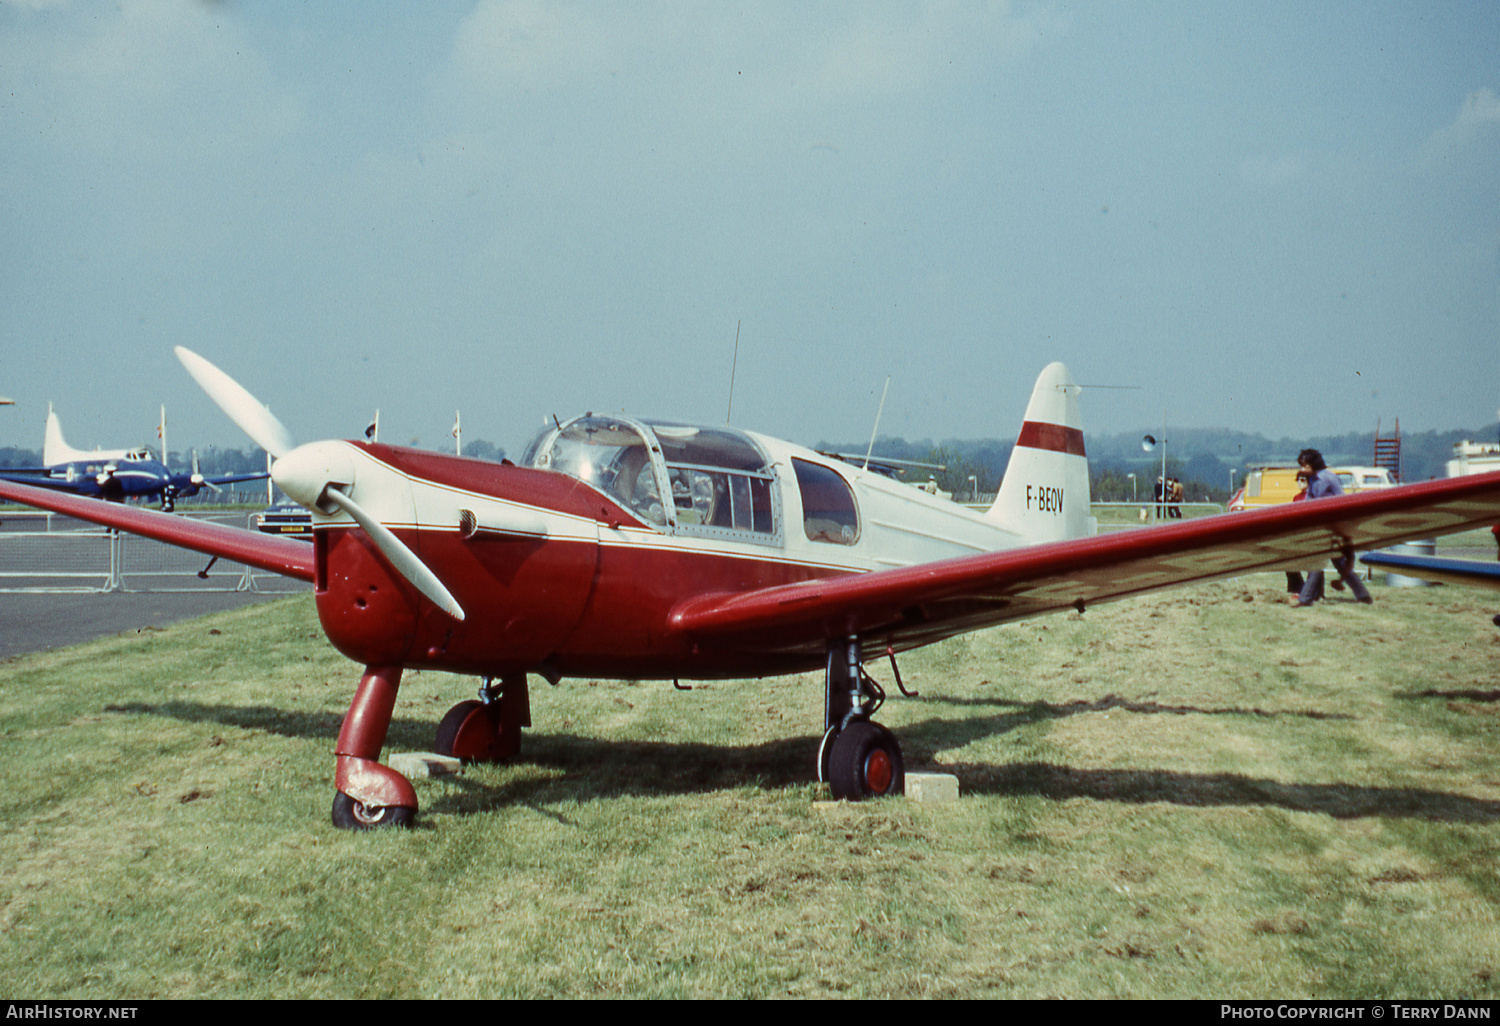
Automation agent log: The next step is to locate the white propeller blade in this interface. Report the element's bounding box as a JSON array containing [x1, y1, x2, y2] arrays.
[[177, 347, 465, 623], [174, 347, 295, 459], [191, 449, 216, 490], [326, 486, 465, 621]]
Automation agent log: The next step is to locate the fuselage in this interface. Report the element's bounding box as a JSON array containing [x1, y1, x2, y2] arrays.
[[19, 451, 229, 504], [46, 450, 166, 501], [306, 416, 1032, 681]]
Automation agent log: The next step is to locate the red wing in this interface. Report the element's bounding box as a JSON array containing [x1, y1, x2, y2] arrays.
[[0, 479, 316, 582], [669, 472, 1500, 659]]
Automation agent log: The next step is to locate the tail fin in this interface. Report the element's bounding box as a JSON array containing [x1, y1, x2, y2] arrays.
[[986, 362, 1093, 543], [42, 404, 81, 466]]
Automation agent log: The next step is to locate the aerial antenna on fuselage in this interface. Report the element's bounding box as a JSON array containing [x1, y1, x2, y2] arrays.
[[726, 320, 741, 425], [862, 376, 891, 470]]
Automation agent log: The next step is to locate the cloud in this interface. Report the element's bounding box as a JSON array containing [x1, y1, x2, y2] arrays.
[[0, 0, 300, 163], [449, 0, 612, 93], [1419, 87, 1500, 171], [1240, 152, 1308, 189], [808, 0, 1070, 97], [444, 1, 1068, 105]]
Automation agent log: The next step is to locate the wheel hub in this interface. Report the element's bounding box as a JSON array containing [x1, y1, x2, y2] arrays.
[[351, 800, 389, 826], [864, 748, 893, 794]]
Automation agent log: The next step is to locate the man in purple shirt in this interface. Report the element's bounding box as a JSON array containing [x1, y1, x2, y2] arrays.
[[1294, 448, 1373, 607]]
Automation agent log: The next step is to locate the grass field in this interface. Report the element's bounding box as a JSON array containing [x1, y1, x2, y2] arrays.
[[1, 571, 1498, 998]]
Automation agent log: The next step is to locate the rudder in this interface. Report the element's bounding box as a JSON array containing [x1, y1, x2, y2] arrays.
[[986, 363, 1093, 543], [41, 405, 82, 467]]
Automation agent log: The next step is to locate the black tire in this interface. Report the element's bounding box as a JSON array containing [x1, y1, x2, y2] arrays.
[[827, 721, 904, 801], [434, 700, 484, 758], [331, 790, 415, 830]]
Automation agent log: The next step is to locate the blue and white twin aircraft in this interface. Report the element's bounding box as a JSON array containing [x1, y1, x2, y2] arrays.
[[0, 405, 267, 512]]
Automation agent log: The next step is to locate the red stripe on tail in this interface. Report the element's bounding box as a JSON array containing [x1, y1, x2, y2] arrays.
[[1016, 421, 1086, 456]]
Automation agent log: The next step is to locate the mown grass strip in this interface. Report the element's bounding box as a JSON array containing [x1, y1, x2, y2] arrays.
[[0, 579, 1496, 998]]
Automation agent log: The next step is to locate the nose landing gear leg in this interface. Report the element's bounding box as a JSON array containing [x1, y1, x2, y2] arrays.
[[332, 664, 417, 830]]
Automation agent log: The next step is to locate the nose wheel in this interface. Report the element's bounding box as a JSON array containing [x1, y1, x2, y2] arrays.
[[332, 666, 418, 830], [332, 790, 415, 830]]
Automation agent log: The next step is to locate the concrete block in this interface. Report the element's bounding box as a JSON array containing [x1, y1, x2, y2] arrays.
[[388, 751, 463, 779], [906, 772, 959, 803]]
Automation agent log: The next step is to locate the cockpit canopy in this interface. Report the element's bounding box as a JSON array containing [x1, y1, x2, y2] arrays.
[[521, 415, 779, 542]]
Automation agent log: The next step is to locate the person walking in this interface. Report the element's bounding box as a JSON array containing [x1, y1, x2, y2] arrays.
[[1293, 449, 1373, 608], [1286, 472, 1309, 595]]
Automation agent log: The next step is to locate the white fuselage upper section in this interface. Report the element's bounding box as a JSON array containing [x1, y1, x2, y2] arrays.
[[293, 423, 1088, 583]]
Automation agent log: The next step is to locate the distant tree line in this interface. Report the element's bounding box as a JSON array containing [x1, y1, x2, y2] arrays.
[[6, 420, 1492, 508], [823, 421, 1500, 505]]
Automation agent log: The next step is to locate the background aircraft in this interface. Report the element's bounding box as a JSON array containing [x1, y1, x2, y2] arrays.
[[1361, 549, 1500, 628], [4, 348, 1500, 831], [0, 404, 267, 511], [1360, 550, 1500, 590]]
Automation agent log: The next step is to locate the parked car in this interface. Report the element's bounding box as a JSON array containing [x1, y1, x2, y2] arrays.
[[256, 501, 312, 538], [1333, 466, 1397, 493]]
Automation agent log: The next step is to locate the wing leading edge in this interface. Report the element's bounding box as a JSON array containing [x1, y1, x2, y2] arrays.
[[0, 479, 315, 582], [669, 471, 1500, 658]]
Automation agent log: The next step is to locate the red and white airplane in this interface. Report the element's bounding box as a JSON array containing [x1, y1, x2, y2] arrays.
[[4, 348, 1500, 830]]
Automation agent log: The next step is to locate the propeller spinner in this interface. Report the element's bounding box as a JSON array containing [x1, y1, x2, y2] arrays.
[[174, 347, 465, 621]]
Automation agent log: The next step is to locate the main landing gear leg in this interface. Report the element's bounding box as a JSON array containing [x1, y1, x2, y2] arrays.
[[434, 675, 530, 763], [818, 637, 905, 801], [332, 664, 417, 830]]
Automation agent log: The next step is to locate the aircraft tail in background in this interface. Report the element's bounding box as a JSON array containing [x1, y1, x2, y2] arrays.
[[40, 405, 86, 466]]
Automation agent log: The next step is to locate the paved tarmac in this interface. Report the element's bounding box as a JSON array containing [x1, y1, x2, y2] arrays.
[[0, 587, 306, 660], [0, 507, 309, 660]]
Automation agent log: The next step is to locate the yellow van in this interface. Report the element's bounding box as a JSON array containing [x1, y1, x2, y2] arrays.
[[1229, 464, 1301, 511], [1229, 463, 1396, 511]]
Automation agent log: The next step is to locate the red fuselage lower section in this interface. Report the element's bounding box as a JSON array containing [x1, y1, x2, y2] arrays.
[[310, 447, 847, 680]]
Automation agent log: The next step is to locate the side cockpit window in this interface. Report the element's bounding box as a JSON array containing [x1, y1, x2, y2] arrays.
[[793, 458, 859, 545], [647, 422, 779, 543]]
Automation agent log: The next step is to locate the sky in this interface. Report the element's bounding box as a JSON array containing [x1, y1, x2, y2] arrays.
[[2, 1, 1498, 460]]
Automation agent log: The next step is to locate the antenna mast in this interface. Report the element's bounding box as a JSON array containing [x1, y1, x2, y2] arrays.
[[726, 320, 740, 424], [863, 376, 891, 470]]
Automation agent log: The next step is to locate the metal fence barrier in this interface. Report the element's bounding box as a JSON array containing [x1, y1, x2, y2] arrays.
[[0, 511, 308, 595]]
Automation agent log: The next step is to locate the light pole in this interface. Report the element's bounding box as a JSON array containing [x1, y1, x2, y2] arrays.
[[1128, 473, 1136, 502], [1229, 469, 1237, 503], [1142, 428, 1167, 522]]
